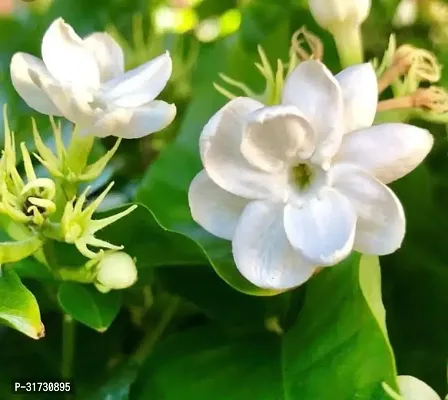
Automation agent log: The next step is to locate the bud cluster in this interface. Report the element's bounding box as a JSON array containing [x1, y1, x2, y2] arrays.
[[0, 106, 138, 292]]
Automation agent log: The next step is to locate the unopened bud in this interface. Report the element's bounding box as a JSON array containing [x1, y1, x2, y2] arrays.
[[397, 375, 441, 400], [308, 0, 371, 32], [393, 0, 418, 28], [94, 252, 138, 293]]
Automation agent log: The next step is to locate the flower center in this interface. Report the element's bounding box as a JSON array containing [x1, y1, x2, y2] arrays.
[[292, 163, 313, 190]]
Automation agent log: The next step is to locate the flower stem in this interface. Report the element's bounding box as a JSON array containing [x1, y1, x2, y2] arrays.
[[332, 25, 364, 68], [58, 266, 95, 283], [132, 298, 179, 365], [61, 314, 75, 379]]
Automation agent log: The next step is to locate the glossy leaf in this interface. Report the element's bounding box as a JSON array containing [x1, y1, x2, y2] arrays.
[[383, 160, 448, 395], [98, 204, 207, 268], [0, 235, 43, 264], [132, 255, 398, 399], [58, 283, 121, 332], [84, 361, 140, 400], [0, 267, 44, 339]]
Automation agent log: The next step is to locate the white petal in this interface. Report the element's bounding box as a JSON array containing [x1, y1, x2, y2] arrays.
[[99, 52, 172, 108], [240, 105, 315, 172], [335, 63, 378, 133], [337, 123, 433, 184], [10, 53, 62, 116], [282, 60, 343, 165], [199, 97, 264, 162], [397, 376, 441, 400], [232, 200, 315, 290], [91, 101, 176, 138], [41, 18, 100, 89], [202, 98, 288, 200], [284, 188, 356, 265], [188, 170, 249, 240], [44, 83, 94, 124], [331, 164, 405, 255], [83, 32, 124, 82]]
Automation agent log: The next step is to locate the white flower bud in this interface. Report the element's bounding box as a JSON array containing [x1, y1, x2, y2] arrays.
[[94, 252, 138, 293], [308, 0, 371, 31], [397, 376, 441, 400], [393, 0, 418, 28], [308, 0, 371, 67]]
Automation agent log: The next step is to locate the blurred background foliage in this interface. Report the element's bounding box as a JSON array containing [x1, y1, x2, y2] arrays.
[[0, 0, 447, 398]]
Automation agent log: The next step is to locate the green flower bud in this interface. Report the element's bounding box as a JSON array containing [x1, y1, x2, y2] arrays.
[[94, 252, 138, 293]]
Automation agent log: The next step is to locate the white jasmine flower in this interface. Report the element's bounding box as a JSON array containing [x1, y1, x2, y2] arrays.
[[397, 376, 442, 400], [189, 60, 433, 290], [10, 18, 176, 139], [309, 0, 371, 31]]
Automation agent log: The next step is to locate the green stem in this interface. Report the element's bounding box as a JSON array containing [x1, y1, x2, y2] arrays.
[[332, 24, 364, 68], [58, 266, 95, 283], [132, 298, 179, 365], [62, 314, 75, 379]]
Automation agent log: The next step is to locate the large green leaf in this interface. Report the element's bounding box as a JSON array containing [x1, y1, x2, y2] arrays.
[[157, 266, 293, 329], [136, 5, 292, 296], [382, 158, 448, 395], [84, 361, 140, 400], [132, 255, 398, 399], [0, 267, 43, 339], [58, 282, 121, 332]]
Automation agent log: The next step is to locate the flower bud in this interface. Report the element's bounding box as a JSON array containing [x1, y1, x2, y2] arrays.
[[393, 0, 418, 28], [308, 0, 371, 67], [94, 252, 138, 293], [397, 376, 441, 400], [308, 0, 371, 31]]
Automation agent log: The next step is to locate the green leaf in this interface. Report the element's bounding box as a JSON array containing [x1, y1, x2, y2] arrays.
[[13, 257, 54, 280], [0, 235, 43, 264], [133, 255, 398, 399], [58, 283, 121, 332], [0, 267, 44, 339], [382, 160, 448, 395], [136, 8, 292, 296], [157, 266, 272, 328], [98, 204, 207, 268], [84, 361, 140, 400]]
